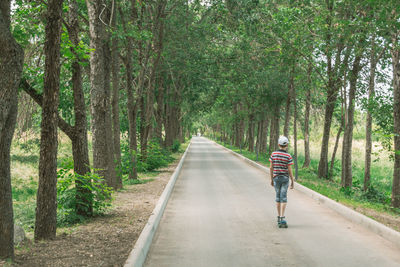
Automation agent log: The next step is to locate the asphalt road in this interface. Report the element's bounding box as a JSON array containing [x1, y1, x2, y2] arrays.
[[145, 137, 400, 267]]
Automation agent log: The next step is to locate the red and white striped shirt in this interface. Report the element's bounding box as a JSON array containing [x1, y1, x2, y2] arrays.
[[269, 150, 293, 177]]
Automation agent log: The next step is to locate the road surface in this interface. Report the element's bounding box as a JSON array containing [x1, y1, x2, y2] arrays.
[[145, 137, 400, 267]]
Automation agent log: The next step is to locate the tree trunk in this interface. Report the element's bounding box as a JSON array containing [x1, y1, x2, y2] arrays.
[[262, 116, 269, 154], [293, 85, 298, 180], [125, 52, 138, 180], [87, 0, 117, 189], [111, 2, 122, 188], [68, 0, 92, 215], [35, 0, 64, 241], [164, 87, 180, 148], [119, 3, 138, 180], [329, 119, 343, 179], [139, 0, 166, 157], [364, 43, 376, 191], [303, 64, 312, 168], [256, 119, 263, 156], [283, 94, 291, 137], [104, 41, 117, 188], [269, 104, 280, 155], [0, 0, 24, 259], [317, 87, 337, 178], [248, 114, 255, 152], [392, 35, 400, 208], [341, 54, 362, 188], [318, 6, 347, 178], [154, 77, 164, 143]]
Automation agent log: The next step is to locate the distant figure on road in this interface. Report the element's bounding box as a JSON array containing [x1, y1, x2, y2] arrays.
[[269, 136, 295, 228]]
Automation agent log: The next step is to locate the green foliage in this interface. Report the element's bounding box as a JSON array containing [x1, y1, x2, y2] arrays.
[[143, 141, 174, 172], [123, 178, 155, 185], [57, 159, 113, 226], [12, 177, 37, 231], [172, 139, 181, 153], [15, 138, 40, 153], [361, 185, 391, 205], [120, 139, 176, 174]]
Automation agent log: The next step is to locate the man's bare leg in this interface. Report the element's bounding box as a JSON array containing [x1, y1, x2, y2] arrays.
[[281, 203, 287, 217]]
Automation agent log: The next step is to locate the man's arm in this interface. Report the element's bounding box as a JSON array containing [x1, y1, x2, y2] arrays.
[[270, 165, 274, 186], [288, 165, 294, 189]]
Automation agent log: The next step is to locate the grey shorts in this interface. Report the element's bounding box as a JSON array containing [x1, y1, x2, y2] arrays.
[[273, 175, 289, 203]]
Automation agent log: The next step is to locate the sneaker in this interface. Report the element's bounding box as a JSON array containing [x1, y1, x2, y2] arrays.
[[280, 217, 288, 228]]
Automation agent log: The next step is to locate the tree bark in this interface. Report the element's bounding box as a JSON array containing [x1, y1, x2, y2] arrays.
[[111, 1, 122, 188], [87, 0, 117, 189], [329, 119, 343, 179], [0, 0, 24, 259], [256, 118, 263, 156], [283, 94, 291, 137], [154, 77, 164, 143], [269, 104, 280, 155], [293, 84, 298, 180], [119, 3, 138, 180], [303, 64, 312, 168], [364, 35, 385, 191], [364, 46, 376, 191], [341, 54, 363, 188], [317, 3, 346, 178], [392, 34, 400, 208], [35, 0, 64, 241], [140, 0, 166, 157], [262, 116, 269, 154], [248, 114, 255, 152], [68, 0, 92, 215]]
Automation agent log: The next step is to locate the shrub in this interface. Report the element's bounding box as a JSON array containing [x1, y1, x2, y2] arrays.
[[120, 139, 175, 174], [57, 159, 113, 226], [144, 141, 173, 171], [361, 185, 391, 205], [172, 139, 181, 153]]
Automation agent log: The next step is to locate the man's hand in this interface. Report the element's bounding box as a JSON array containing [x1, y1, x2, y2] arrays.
[[271, 180, 274, 187], [290, 182, 294, 189]]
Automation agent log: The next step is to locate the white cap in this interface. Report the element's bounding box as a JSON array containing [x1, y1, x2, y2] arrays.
[[278, 136, 289, 146]]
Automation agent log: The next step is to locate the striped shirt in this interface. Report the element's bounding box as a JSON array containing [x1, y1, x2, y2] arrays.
[[269, 150, 293, 177]]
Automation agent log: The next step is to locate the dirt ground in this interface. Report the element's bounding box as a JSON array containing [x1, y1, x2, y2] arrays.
[[7, 160, 179, 267]]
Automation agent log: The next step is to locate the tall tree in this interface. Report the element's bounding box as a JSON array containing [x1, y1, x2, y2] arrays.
[[0, 0, 24, 259], [392, 30, 400, 207], [35, 0, 64, 241], [87, 0, 117, 189], [119, 0, 140, 180], [341, 52, 363, 187], [364, 34, 387, 191], [111, 0, 122, 188], [302, 63, 312, 168], [68, 0, 93, 215]]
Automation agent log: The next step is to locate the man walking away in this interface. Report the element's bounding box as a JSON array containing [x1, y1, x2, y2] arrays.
[[269, 136, 294, 228]]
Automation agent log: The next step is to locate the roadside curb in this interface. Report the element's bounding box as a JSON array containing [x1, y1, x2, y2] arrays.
[[211, 140, 400, 249], [124, 142, 192, 267]]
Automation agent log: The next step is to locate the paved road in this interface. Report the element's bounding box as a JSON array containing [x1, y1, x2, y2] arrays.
[[145, 137, 400, 267]]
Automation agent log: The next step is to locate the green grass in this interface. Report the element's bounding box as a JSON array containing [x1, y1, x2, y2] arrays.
[[123, 178, 155, 185]]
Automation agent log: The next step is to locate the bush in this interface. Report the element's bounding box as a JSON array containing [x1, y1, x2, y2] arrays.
[[172, 139, 181, 153], [361, 185, 391, 205], [57, 159, 113, 226], [144, 141, 174, 171], [120, 139, 175, 174]]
